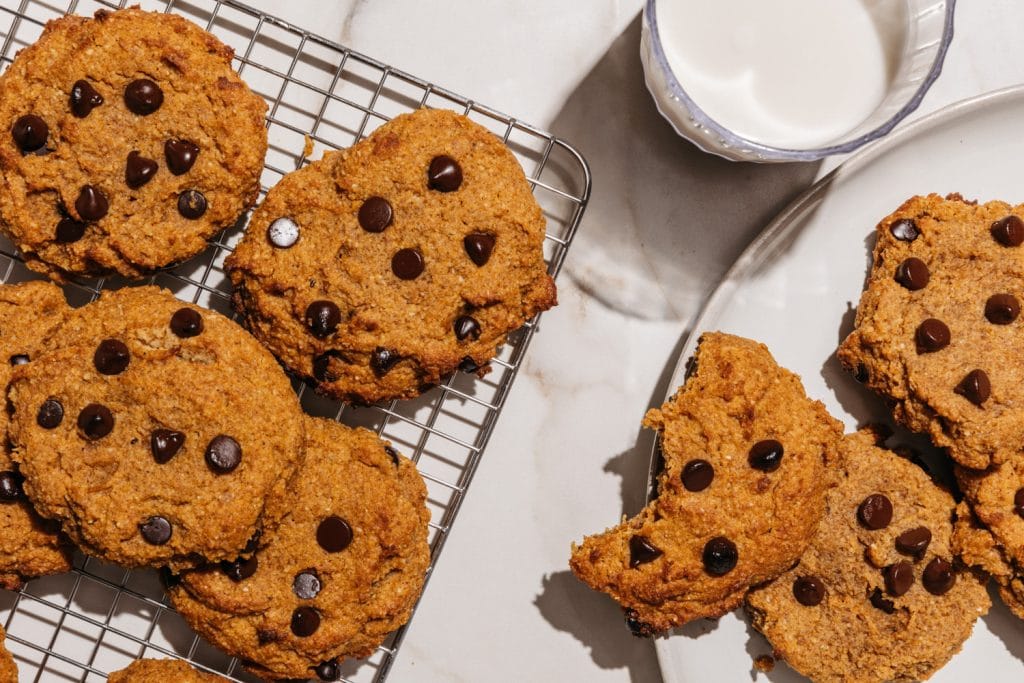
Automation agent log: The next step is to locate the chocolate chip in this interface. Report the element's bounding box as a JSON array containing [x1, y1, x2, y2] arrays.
[[992, 215, 1024, 247], [55, 217, 87, 243], [895, 526, 932, 556], [702, 536, 738, 576], [140, 516, 171, 545], [889, 218, 919, 242], [205, 435, 241, 473], [8, 354, 28, 366], [459, 356, 480, 373], [454, 315, 481, 342], [170, 308, 203, 338], [681, 459, 714, 492], [464, 233, 496, 266], [748, 439, 784, 472], [1014, 488, 1024, 518], [922, 558, 956, 595], [76, 185, 108, 221], [267, 217, 299, 248], [292, 569, 322, 599], [256, 629, 280, 645], [312, 350, 343, 383], [427, 155, 463, 192], [151, 429, 185, 464], [985, 293, 1020, 325], [220, 555, 258, 582], [384, 446, 400, 466], [894, 257, 929, 290], [624, 609, 656, 638], [628, 535, 662, 568], [11, 115, 48, 152], [914, 319, 950, 354], [869, 587, 895, 614], [884, 561, 914, 596], [358, 196, 393, 232], [317, 515, 353, 552], [124, 79, 163, 115], [177, 190, 207, 219], [315, 660, 341, 681], [164, 139, 199, 175], [125, 151, 158, 189], [305, 301, 341, 338], [77, 403, 113, 440], [93, 339, 130, 375], [392, 248, 424, 280], [291, 606, 321, 637], [0, 471, 24, 502], [37, 399, 63, 428], [955, 369, 991, 406], [70, 80, 103, 118], [857, 493, 893, 530], [792, 576, 824, 606], [371, 347, 400, 376]]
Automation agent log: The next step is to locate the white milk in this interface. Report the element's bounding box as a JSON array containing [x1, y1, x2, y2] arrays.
[[656, 0, 895, 149]]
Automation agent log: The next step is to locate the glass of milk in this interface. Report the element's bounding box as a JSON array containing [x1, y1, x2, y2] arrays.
[[641, 0, 955, 162]]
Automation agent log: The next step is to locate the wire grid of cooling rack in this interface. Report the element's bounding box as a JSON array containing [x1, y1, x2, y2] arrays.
[[0, 0, 591, 680]]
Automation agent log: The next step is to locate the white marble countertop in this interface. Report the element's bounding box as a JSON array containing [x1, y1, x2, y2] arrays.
[[242, 2, 1024, 681]]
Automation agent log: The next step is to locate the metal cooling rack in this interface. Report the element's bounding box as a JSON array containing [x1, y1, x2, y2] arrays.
[[0, 0, 591, 680]]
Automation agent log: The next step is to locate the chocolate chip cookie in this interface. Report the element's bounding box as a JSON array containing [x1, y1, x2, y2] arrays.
[[0, 625, 16, 683], [169, 416, 429, 681], [107, 658, 227, 682], [227, 108, 556, 403], [746, 429, 990, 682], [0, 7, 267, 280], [0, 281, 74, 589], [838, 193, 1024, 470], [7, 286, 304, 570], [569, 333, 844, 634]]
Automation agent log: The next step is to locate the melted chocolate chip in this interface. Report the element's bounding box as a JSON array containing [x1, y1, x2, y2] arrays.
[[894, 257, 929, 290], [165, 139, 199, 175], [8, 354, 28, 366], [312, 350, 343, 383], [392, 248, 424, 280], [267, 217, 299, 248], [889, 218, 919, 242], [858, 493, 893, 530], [922, 558, 956, 595], [459, 356, 480, 373], [748, 439, 784, 472], [955, 369, 991, 406], [1014, 488, 1024, 518], [170, 308, 203, 338], [55, 217, 87, 243], [76, 185, 108, 221], [140, 516, 172, 545], [358, 196, 393, 233], [70, 80, 103, 118], [464, 233, 496, 266], [317, 515, 353, 552], [914, 319, 950, 354], [992, 215, 1024, 247], [220, 555, 258, 582], [454, 315, 481, 342], [291, 606, 321, 637], [884, 561, 915, 596], [205, 435, 242, 473], [384, 446, 400, 466], [427, 155, 463, 192], [77, 404, 114, 440], [37, 399, 63, 428], [11, 115, 48, 152], [315, 660, 341, 681], [93, 339, 130, 375], [124, 79, 163, 115], [985, 293, 1020, 325], [869, 587, 895, 614], [125, 151, 158, 189], [792, 576, 825, 606], [151, 429, 185, 464], [0, 471, 24, 502], [305, 301, 341, 338], [895, 526, 932, 556], [371, 347, 400, 376], [293, 569, 322, 599], [628, 535, 663, 568], [702, 536, 738, 576], [177, 190, 207, 219], [681, 459, 714, 492]]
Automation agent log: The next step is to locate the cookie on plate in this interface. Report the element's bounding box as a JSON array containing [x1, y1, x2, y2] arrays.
[[569, 333, 844, 634], [0, 625, 16, 683], [0, 281, 74, 589], [746, 429, 990, 683], [0, 7, 267, 280], [169, 416, 429, 681], [7, 286, 304, 569], [107, 658, 226, 682], [838, 193, 1024, 470], [227, 108, 556, 403]]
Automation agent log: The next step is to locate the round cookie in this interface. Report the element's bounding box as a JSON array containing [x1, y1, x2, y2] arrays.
[[0, 625, 16, 683], [838, 193, 1024, 470], [569, 333, 844, 634], [108, 658, 227, 682], [0, 7, 267, 280], [7, 286, 304, 569], [169, 416, 429, 681], [227, 108, 555, 403], [746, 429, 990, 682]]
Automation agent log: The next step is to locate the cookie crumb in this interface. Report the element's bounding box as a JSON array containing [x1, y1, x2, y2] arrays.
[[753, 654, 775, 673], [303, 134, 314, 158]]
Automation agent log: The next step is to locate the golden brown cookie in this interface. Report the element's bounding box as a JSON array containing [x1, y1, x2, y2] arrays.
[[569, 333, 843, 634], [746, 430, 990, 683], [0, 281, 74, 589], [838, 193, 1024, 470], [0, 7, 267, 280], [0, 625, 16, 683], [169, 416, 429, 681], [107, 658, 226, 682], [227, 108, 555, 403], [7, 286, 304, 570]]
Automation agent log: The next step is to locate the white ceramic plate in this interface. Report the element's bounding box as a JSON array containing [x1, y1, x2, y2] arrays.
[[654, 86, 1024, 683]]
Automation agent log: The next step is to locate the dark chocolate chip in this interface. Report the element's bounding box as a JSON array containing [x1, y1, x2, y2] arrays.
[[9, 354, 28, 366], [151, 429, 185, 464], [992, 215, 1024, 247], [459, 356, 480, 373], [177, 190, 207, 219], [914, 319, 950, 354], [748, 439, 784, 472], [358, 196, 393, 233], [55, 217, 87, 243], [76, 185, 108, 221], [305, 301, 341, 339], [77, 403, 113, 440], [312, 350, 343, 383], [681, 459, 714, 492], [317, 515, 353, 552], [955, 369, 991, 406], [628, 535, 662, 568], [125, 151, 158, 189], [894, 257, 929, 290], [220, 555, 258, 582], [858, 493, 893, 530], [70, 80, 103, 118], [11, 115, 48, 152], [889, 218, 919, 242], [315, 660, 341, 681], [291, 606, 321, 637], [427, 155, 463, 192], [205, 435, 242, 473], [165, 139, 199, 175], [124, 79, 163, 115], [895, 526, 932, 556], [267, 217, 299, 248], [869, 587, 895, 614], [702, 536, 738, 576], [464, 233, 496, 266], [0, 470, 24, 502], [292, 569, 322, 599], [454, 315, 481, 342], [392, 248, 424, 280], [624, 609, 656, 638], [170, 308, 203, 338], [244, 530, 262, 554], [1014, 488, 1024, 518], [371, 347, 400, 376], [140, 516, 171, 545], [792, 576, 825, 606], [384, 446, 400, 466], [37, 399, 63, 428], [884, 561, 915, 596], [922, 558, 956, 595], [93, 339, 130, 375], [985, 293, 1020, 325]]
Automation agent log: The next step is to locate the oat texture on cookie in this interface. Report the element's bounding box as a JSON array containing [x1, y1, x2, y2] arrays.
[[0, 624, 16, 683], [107, 658, 227, 682]]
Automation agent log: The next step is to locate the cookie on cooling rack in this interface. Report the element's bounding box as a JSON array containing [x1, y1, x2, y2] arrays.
[[227, 107, 556, 403], [0, 7, 267, 280], [107, 658, 227, 682], [569, 333, 844, 634], [0, 281, 74, 590], [7, 286, 304, 570], [838, 193, 1024, 471], [169, 416, 429, 681], [746, 429, 989, 682], [0, 624, 16, 682]]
